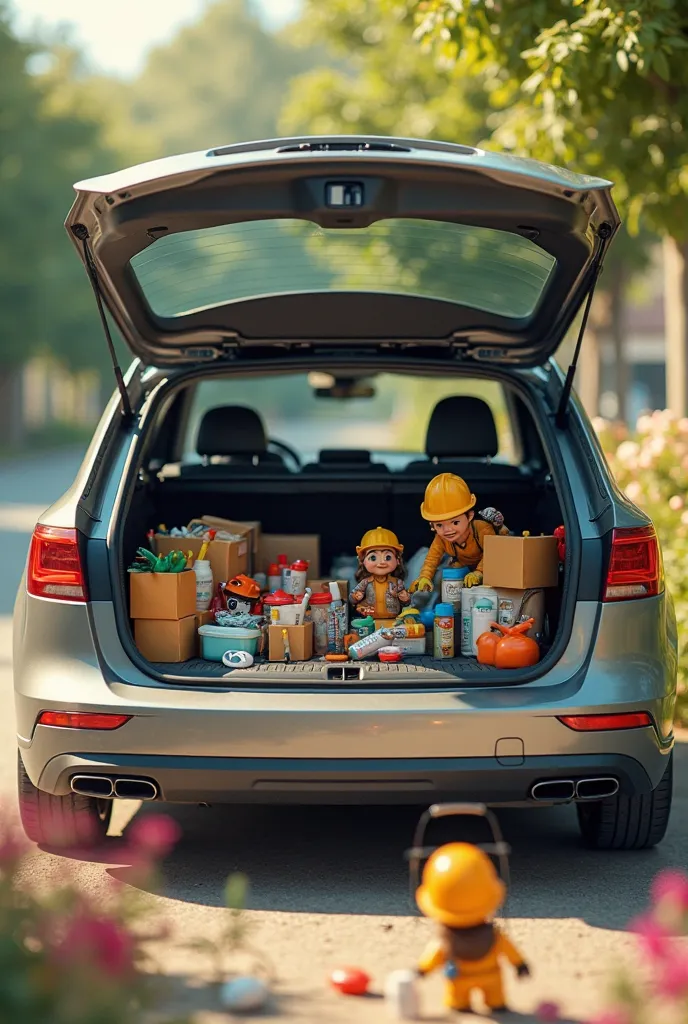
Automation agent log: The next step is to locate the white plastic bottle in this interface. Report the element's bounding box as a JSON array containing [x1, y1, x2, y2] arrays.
[[471, 594, 499, 655], [194, 559, 213, 611]]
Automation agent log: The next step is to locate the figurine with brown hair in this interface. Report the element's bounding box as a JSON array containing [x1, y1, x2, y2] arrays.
[[350, 527, 411, 627]]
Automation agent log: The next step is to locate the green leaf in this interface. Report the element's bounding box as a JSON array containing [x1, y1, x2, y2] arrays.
[[616, 49, 628, 72], [652, 48, 671, 81]]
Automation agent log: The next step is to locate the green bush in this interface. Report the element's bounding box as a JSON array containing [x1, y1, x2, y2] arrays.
[[594, 411, 687, 727]]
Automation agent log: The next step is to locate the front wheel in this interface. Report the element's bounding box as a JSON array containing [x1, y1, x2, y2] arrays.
[[17, 752, 112, 848], [577, 753, 673, 851]]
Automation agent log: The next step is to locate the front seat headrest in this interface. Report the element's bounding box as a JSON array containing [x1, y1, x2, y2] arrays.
[[196, 405, 267, 457], [426, 396, 499, 459]]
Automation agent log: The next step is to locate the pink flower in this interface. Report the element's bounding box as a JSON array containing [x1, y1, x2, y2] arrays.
[[669, 495, 684, 511], [51, 914, 134, 978], [0, 831, 28, 866], [651, 869, 688, 911], [537, 1001, 561, 1022], [587, 1009, 630, 1024], [628, 913, 670, 959], [127, 814, 181, 859], [657, 950, 688, 998]]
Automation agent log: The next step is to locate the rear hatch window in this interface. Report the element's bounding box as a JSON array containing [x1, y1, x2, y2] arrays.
[[130, 218, 557, 321]]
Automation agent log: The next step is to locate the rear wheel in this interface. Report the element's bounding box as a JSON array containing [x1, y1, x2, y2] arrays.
[[17, 752, 112, 848], [576, 753, 673, 851]]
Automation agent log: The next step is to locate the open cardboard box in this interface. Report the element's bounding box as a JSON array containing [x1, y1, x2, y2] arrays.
[[192, 516, 261, 574], [155, 530, 249, 588], [130, 569, 197, 621], [308, 578, 349, 600], [268, 622, 314, 662]]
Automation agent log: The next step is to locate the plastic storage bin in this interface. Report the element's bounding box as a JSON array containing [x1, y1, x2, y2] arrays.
[[198, 625, 262, 661]]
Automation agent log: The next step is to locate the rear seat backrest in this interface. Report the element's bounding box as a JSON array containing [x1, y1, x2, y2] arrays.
[[302, 449, 390, 473], [180, 405, 288, 476]]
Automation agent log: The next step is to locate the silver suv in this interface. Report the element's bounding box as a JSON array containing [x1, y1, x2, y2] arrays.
[[14, 136, 676, 852]]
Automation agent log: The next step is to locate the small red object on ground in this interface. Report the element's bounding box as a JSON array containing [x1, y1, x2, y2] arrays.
[[329, 966, 370, 995]]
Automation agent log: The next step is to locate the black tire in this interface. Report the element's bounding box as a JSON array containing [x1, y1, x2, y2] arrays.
[[17, 752, 112, 849], [577, 753, 673, 851]]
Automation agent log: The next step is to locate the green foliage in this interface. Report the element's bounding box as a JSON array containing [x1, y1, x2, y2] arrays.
[[596, 411, 688, 725], [0, 6, 121, 375], [124, 0, 318, 157], [0, 816, 188, 1024], [406, 0, 688, 240]]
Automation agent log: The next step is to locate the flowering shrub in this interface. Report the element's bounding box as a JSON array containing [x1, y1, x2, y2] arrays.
[[0, 815, 187, 1023], [594, 411, 688, 726], [536, 867, 688, 1023]]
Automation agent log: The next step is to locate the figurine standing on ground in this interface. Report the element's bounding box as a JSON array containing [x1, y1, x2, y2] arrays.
[[350, 527, 411, 626], [415, 842, 530, 1013], [410, 474, 509, 594]]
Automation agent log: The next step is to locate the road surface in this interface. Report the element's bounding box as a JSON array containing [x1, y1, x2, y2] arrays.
[[0, 447, 685, 1022]]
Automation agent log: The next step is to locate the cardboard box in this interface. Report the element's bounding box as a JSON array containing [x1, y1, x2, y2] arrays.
[[307, 578, 349, 600], [268, 621, 314, 662], [130, 569, 196, 621], [134, 615, 196, 662], [155, 534, 248, 589], [193, 516, 261, 574], [194, 610, 216, 630], [260, 534, 320, 578], [482, 535, 560, 590]]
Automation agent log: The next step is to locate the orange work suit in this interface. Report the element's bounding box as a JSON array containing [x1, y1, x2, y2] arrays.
[[418, 927, 525, 1011], [419, 519, 495, 583]]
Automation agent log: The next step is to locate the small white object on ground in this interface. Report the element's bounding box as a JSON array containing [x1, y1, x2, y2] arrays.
[[383, 969, 420, 1020], [219, 975, 270, 1012], [222, 650, 255, 668]]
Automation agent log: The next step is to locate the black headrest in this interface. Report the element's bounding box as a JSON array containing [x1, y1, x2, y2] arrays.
[[318, 449, 372, 464], [426, 397, 499, 458], [196, 405, 267, 457]]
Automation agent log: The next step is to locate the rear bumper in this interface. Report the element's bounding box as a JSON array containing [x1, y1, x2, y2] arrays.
[[38, 750, 660, 805]]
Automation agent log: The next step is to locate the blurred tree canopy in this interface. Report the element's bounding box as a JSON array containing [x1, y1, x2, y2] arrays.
[[123, 0, 320, 157]]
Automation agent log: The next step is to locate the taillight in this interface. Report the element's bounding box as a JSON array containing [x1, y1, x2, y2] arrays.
[[36, 711, 131, 730], [603, 525, 662, 602], [558, 712, 654, 732], [27, 525, 87, 602]]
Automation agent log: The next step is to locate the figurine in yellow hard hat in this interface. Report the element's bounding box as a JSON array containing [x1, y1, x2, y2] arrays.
[[411, 805, 530, 1013], [410, 473, 508, 593], [350, 527, 411, 625]]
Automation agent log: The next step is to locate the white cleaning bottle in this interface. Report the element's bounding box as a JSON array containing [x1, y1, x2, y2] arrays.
[[194, 560, 213, 611]]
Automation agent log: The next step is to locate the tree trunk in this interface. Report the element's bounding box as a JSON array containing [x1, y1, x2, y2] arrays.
[[0, 364, 26, 451], [609, 262, 629, 424], [664, 235, 688, 416], [577, 323, 601, 420]]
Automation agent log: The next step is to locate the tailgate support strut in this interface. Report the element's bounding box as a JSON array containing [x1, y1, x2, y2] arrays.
[[555, 224, 612, 429], [71, 224, 133, 421]]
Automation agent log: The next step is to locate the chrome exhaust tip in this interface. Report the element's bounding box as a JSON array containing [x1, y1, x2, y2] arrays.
[[113, 778, 158, 801], [530, 779, 576, 802], [575, 777, 619, 800], [70, 775, 114, 799]]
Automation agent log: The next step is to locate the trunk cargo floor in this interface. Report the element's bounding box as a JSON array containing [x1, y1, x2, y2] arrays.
[[150, 655, 507, 682]]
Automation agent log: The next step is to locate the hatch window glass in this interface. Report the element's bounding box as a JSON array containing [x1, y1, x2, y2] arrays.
[[131, 218, 556, 321]]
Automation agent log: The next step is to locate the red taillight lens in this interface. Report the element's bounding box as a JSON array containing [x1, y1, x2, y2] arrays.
[[558, 712, 653, 731], [37, 711, 131, 730], [27, 525, 87, 602], [603, 525, 662, 602]]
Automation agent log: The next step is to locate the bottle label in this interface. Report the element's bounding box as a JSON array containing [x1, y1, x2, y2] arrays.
[[434, 617, 454, 658]]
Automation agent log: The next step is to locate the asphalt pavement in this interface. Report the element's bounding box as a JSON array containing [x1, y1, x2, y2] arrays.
[[0, 447, 686, 1022]]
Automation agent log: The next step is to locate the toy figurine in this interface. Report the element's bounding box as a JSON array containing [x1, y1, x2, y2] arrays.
[[409, 803, 530, 1014], [350, 528, 411, 626], [221, 575, 262, 615], [409, 474, 508, 594]]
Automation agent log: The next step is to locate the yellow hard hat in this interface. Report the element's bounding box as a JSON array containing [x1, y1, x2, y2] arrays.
[[415, 842, 506, 928], [420, 473, 476, 522], [356, 527, 404, 555]]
